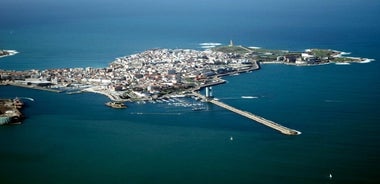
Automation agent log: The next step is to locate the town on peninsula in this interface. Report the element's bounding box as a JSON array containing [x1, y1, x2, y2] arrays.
[[0, 42, 372, 130]]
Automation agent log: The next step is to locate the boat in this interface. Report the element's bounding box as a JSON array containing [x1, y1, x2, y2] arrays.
[[241, 96, 258, 99], [105, 101, 127, 109]]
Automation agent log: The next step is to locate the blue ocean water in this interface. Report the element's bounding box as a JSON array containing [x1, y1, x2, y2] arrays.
[[1, 0, 380, 183]]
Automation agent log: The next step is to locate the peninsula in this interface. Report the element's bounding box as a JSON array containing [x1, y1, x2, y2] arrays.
[[0, 43, 371, 134], [0, 44, 371, 102]]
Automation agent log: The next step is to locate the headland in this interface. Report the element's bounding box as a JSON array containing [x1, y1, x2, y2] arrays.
[[0, 44, 371, 102], [0, 43, 372, 133]]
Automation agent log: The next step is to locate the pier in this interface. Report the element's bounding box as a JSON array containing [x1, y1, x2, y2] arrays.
[[192, 91, 301, 135]]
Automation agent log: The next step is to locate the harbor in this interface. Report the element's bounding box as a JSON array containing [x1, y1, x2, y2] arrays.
[[0, 45, 370, 106]]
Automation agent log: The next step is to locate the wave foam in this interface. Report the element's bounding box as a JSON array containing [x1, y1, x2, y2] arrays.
[[199, 42, 222, 46], [241, 96, 258, 99], [341, 52, 351, 55], [360, 58, 375, 64], [332, 50, 351, 58], [201, 45, 217, 49], [249, 46, 261, 49], [335, 62, 350, 65]]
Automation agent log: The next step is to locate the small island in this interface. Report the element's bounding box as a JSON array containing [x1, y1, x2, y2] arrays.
[[0, 43, 373, 103], [0, 98, 24, 125], [105, 101, 127, 109]]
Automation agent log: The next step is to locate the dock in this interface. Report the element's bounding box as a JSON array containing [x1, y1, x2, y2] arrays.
[[192, 92, 301, 135]]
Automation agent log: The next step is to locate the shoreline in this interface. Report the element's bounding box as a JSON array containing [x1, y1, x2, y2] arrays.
[[1, 54, 371, 102], [82, 87, 125, 102], [0, 45, 372, 135], [0, 46, 373, 103]]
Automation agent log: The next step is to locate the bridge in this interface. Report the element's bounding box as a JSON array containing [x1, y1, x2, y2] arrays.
[[192, 90, 301, 135]]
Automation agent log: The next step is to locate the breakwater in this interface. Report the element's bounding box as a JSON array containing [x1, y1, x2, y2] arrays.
[[192, 92, 301, 135]]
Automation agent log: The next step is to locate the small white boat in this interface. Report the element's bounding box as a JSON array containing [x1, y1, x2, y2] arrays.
[[241, 96, 258, 99]]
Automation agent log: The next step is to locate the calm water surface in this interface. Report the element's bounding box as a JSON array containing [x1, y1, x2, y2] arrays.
[[1, 0, 380, 183]]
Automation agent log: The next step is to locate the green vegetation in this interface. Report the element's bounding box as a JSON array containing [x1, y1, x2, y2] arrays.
[[212, 45, 289, 60], [212, 45, 365, 64], [309, 49, 335, 58], [212, 46, 251, 54], [331, 57, 360, 62], [252, 48, 289, 56]]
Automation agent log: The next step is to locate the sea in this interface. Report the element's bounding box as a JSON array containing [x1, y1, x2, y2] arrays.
[[1, 0, 380, 183]]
